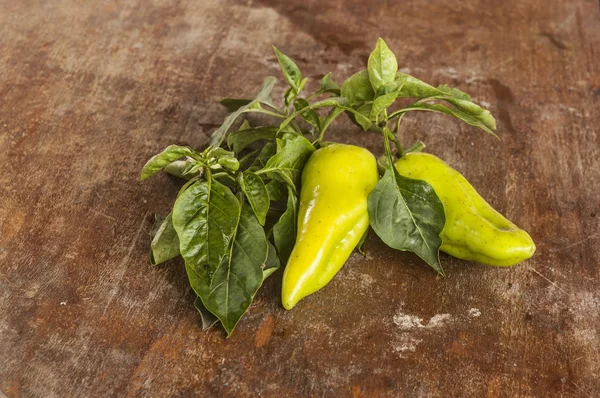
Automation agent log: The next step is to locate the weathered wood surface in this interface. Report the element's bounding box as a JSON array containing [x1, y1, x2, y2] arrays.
[[1, 0, 599, 396]]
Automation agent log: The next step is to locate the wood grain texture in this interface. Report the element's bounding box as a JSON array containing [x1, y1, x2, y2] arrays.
[[1, 0, 599, 396]]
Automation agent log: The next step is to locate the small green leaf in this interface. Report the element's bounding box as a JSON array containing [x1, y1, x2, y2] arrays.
[[210, 77, 277, 147], [273, 46, 302, 92], [163, 159, 198, 180], [149, 213, 180, 265], [370, 91, 398, 121], [194, 296, 219, 330], [209, 105, 252, 148], [217, 156, 239, 171], [345, 103, 373, 131], [172, 179, 241, 281], [250, 141, 277, 171], [368, 38, 398, 93], [263, 241, 281, 279], [341, 70, 375, 106], [259, 133, 315, 191], [368, 166, 445, 274], [272, 186, 298, 264], [319, 72, 341, 95], [227, 127, 278, 154], [187, 205, 268, 336], [240, 171, 270, 225], [320, 107, 344, 135], [294, 98, 321, 131], [141, 145, 196, 181]]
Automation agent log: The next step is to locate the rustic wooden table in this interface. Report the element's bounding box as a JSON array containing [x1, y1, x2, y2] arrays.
[[1, 1, 599, 396]]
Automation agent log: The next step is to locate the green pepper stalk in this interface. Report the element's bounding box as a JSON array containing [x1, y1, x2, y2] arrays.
[[281, 144, 379, 309], [395, 153, 536, 266]]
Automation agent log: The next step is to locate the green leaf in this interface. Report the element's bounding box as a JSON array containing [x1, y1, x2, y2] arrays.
[[272, 186, 298, 264], [194, 296, 219, 330], [370, 91, 398, 121], [258, 133, 315, 191], [437, 84, 471, 101], [163, 159, 198, 180], [294, 98, 321, 131], [368, 167, 445, 274], [395, 102, 497, 136], [341, 70, 375, 106], [187, 205, 268, 336], [254, 76, 277, 104], [209, 104, 252, 147], [172, 179, 241, 281], [279, 96, 372, 133], [149, 213, 180, 265], [210, 77, 277, 147], [320, 107, 345, 137], [367, 38, 398, 93], [219, 98, 253, 112], [141, 145, 196, 181], [394, 73, 441, 99], [240, 171, 270, 225], [345, 102, 373, 131], [319, 72, 341, 95], [390, 74, 497, 134], [250, 141, 277, 171], [441, 99, 496, 131], [227, 127, 278, 153], [263, 241, 281, 279], [265, 180, 286, 202], [273, 46, 302, 92]]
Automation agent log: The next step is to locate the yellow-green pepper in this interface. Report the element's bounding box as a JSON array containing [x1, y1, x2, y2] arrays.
[[395, 153, 535, 266], [282, 144, 379, 310]]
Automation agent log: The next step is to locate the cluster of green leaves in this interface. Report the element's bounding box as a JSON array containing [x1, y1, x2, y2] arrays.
[[141, 39, 496, 336]]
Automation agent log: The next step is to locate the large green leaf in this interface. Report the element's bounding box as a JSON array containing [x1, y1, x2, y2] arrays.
[[367, 38, 398, 93], [258, 133, 315, 191], [393, 102, 497, 136], [368, 167, 445, 274], [394, 73, 441, 98], [239, 171, 269, 225], [140, 145, 196, 181], [149, 213, 180, 265], [172, 179, 241, 280], [392, 74, 497, 134], [187, 205, 268, 336], [272, 186, 298, 264]]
